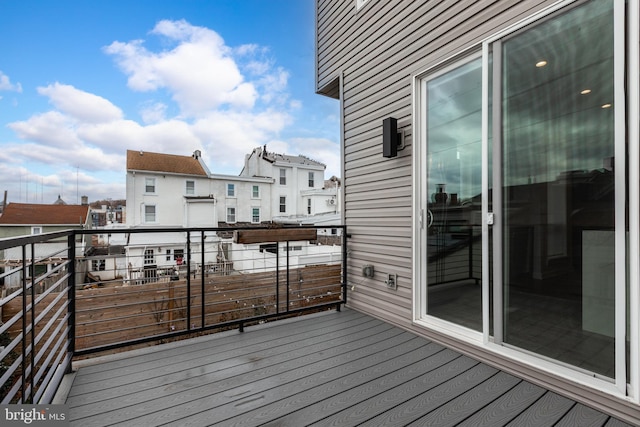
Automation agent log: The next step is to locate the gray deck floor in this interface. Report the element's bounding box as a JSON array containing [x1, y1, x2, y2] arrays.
[[63, 308, 635, 426]]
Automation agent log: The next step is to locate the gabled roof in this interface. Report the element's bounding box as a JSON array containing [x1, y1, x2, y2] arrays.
[[126, 150, 208, 176], [0, 203, 90, 225]]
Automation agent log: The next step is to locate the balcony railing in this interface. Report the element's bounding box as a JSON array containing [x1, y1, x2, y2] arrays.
[[0, 225, 347, 404]]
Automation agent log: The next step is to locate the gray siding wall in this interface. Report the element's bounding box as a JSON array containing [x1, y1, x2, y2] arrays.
[[316, 2, 640, 421], [316, 0, 556, 330]]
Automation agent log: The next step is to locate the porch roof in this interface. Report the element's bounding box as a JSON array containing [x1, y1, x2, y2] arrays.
[[61, 308, 634, 426]]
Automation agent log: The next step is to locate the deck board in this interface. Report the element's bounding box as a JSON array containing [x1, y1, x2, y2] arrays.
[[64, 308, 635, 426]]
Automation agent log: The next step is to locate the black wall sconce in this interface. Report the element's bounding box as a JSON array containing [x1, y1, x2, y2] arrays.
[[382, 117, 405, 158]]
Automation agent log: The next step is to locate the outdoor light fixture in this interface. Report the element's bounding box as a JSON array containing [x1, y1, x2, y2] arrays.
[[382, 117, 405, 158]]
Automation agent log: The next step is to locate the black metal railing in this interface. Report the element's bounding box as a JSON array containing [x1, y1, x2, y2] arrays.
[[0, 225, 347, 404]]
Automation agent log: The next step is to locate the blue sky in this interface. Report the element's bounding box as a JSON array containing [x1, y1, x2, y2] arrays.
[[0, 0, 340, 205]]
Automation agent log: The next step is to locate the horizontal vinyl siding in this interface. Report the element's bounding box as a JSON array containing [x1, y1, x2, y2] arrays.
[[318, 0, 557, 327], [317, 2, 640, 421]]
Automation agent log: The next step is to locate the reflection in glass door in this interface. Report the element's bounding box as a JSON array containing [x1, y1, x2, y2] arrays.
[[499, 0, 617, 377], [426, 57, 483, 331]]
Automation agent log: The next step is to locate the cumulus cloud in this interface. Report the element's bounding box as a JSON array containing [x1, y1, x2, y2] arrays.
[[289, 137, 341, 178], [0, 71, 22, 92], [8, 111, 83, 148], [2, 19, 337, 204], [139, 101, 167, 124], [38, 83, 123, 123], [104, 19, 261, 116]]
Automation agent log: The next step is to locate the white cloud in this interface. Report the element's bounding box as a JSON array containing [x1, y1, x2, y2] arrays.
[[192, 109, 291, 172], [0, 71, 22, 92], [8, 111, 83, 148], [104, 19, 260, 116], [38, 83, 123, 123], [139, 101, 167, 124], [2, 19, 340, 205], [289, 137, 341, 178]]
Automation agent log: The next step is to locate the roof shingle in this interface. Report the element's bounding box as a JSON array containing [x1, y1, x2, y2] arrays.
[[126, 150, 208, 176], [0, 203, 90, 225]]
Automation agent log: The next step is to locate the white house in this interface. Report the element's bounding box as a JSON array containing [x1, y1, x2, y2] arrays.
[[126, 149, 273, 227], [240, 145, 334, 218]]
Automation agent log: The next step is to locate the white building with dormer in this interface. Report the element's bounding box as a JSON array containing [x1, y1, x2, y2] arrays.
[[126, 147, 339, 228], [240, 145, 336, 218], [126, 149, 274, 227]]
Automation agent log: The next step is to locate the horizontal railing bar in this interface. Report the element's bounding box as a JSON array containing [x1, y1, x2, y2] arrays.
[[35, 345, 70, 404], [31, 262, 70, 289], [33, 275, 70, 310], [74, 300, 342, 357], [74, 224, 344, 236], [38, 352, 72, 404], [0, 230, 73, 251], [33, 324, 70, 399], [0, 277, 70, 339], [34, 308, 71, 365], [0, 351, 28, 403]]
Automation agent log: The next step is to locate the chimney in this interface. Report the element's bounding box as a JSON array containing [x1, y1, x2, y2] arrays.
[[193, 150, 201, 159], [81, 195, 89, 206]]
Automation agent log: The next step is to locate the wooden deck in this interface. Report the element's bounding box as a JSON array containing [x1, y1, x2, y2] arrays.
[[61, 308, 635, 426]]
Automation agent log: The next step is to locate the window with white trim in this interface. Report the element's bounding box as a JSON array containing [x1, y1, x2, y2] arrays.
[[144, 205, 156, 223], [252, 208, 260, 223], [279, 168, 286, 185], [227, 183, 235, 197], [227, 207, 236, 223], [145, 178, 156, 193], [186, 180, 195, 195]]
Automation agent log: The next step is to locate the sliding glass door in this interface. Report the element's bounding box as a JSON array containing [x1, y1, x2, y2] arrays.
[[495, 0, 622, 379], [418, 0, 631, 388], [424, 56, 483, 332]]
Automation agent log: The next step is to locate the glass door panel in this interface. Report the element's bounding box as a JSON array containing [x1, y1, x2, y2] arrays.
[[426, 57, 483, 331], [500, 0, 616, 377]]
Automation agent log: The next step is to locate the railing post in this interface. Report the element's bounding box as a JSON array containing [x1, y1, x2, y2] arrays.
[[276, 242, 279, 314], [68, 233, 76, 363], [186, 233, 192, 332], [29, 242, 35, 403], [201, 231, 205, 330], [286, 241, 290, 312], [342, 226, 348, 307], [21, 244, 27, 403]]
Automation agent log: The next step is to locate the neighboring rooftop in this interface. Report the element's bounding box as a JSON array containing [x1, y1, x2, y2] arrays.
[[0, 203, 90, 225], [258, 145, 326, 168], [126, 150, 208, 176]]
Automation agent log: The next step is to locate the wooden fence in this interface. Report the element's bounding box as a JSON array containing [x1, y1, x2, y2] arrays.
[[2, 264, 342, 354]]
